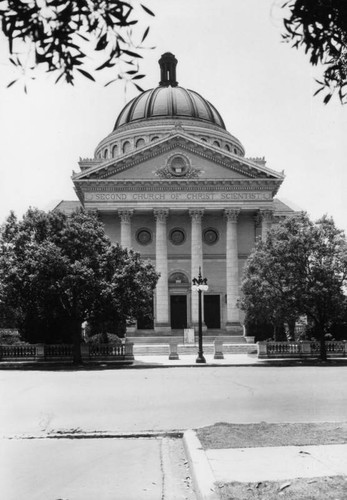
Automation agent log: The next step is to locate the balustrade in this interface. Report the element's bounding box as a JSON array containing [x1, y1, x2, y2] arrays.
[[0, 342, 133, 362], [258, 340, 347, 358], [0, 345, 36, 359]]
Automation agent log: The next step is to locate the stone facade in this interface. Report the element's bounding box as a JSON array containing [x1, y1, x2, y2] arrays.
[[68, 53, 295, 339]]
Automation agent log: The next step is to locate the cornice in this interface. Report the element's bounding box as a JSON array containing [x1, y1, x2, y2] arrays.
[[113, 253, 251, 260], [73, 134, 283, 183]]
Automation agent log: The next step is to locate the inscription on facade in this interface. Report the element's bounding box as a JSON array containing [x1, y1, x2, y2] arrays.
[[85, 191, 272, 202]]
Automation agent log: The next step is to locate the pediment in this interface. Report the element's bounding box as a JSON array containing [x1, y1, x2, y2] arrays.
[[72, 133, 284, 183]]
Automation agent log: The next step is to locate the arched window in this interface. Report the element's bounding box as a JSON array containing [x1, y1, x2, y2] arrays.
[[103, 149, 108, 159], [136, 138, 145, 148], [225, 144, 231, 152], [151, 136, 159, 142], [123, 141, 131, 154], [234, 147, 238, 154], [201, 138, 207, 142], [213, 141, 220, 148], [112, 144, 118, 157]]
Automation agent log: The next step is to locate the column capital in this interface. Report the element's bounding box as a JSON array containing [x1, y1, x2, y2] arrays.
[[189, 209, 204, 222], [153, 209, 169, 222], [259, 209, 274, 223], [118, 209, 134, 223], [224, 208, 240, 222]]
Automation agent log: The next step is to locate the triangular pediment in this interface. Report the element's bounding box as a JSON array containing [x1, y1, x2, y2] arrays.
[[73, 133, 284, 184]]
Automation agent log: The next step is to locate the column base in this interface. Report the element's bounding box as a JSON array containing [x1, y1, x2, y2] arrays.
[[192, 323, 208, 333], [245, 336, 255, 344], [225, 322, 243, 335], [154, 323, 171, 334]]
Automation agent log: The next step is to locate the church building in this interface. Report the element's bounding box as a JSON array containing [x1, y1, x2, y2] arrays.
[[60, 53, 295, 341]]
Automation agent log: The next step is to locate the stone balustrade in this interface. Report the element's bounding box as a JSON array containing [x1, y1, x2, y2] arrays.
[[258, 340, 347, 358], [0, 342, 134, 363]]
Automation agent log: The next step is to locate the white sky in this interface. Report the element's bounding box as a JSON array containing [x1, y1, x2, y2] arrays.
[[0, 0, 346, 232]]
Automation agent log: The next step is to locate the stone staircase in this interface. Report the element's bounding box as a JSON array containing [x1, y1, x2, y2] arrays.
[[128, 334, 256, 356]]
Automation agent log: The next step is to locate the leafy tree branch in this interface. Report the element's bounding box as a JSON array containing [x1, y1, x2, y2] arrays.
[[0, 0, 155, 89]]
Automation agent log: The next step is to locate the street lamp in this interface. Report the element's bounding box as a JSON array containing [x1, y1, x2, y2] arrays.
[[192, 266, 209, 363]]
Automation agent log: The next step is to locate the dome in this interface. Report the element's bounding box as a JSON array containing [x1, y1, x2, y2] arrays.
[[114, 53, 226, 130]]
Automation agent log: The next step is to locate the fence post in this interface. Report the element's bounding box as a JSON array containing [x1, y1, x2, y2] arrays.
[[257, 342, 268, 358], [80, 344, 90, 362], [214, 339, 224, 359], [124, 340, 134, 361], [35, 344, 45, 361], [169, 340, 179, 360], [300, 341, 311, 357]]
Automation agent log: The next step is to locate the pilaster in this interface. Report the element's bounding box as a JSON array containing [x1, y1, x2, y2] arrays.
[[154, 209, 170, 331], [225, 208, 242, 334], [259, 210, 273, 241], [118, 209, 133, 248], [189, 209, 204, 328]]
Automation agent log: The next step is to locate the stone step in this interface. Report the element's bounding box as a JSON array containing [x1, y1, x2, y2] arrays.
[[133, 343, 257, 356], [133, 345, 169, 355], [128, 335, 247, 345]]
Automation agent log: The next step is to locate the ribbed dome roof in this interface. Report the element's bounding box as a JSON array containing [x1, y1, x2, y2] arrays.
[[113, 53, 225, 130]]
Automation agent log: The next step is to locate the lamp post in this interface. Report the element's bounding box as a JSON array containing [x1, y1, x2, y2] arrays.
[[192, 266, 208, 363]]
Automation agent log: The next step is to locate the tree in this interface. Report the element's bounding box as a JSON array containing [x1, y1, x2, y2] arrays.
[[0, 0, 155, 89], [239, 213, 347, 360], [282, 0, 347, 104], [239, 231, 301, 342], [0, 208, 159, 363]]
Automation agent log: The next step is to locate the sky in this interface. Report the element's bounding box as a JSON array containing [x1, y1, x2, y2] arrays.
[[0, 0, 346, 232]]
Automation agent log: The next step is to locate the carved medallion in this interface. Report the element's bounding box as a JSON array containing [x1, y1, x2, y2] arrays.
[[136, 228, 152, 245], [170, 228, 186, 245], [155, 153, 200, 178], [203, 228, 219, 245]]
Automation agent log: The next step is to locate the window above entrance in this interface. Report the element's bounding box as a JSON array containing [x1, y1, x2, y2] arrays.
[[169, 272, 189, 284]]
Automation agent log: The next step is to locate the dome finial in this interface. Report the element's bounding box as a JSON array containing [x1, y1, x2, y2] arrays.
[[159, 52, 178, 87]]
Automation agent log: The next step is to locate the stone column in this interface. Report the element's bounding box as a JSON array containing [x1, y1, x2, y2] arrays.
[[189, 209, 204, 328], [225, 209, 241, 333], [260, 210, 273, 241], [154, 209, 170, 332], [118, 209, 133, 248]]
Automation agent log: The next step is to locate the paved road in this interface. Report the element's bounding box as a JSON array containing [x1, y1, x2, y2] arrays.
[[1, 366, 347, 437]]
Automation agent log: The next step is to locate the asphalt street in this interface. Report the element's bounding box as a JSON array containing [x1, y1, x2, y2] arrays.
[[1, 366, 347, 437]]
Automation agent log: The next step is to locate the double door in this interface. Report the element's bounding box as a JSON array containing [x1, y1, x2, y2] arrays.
[[170, 294, 221, 329]]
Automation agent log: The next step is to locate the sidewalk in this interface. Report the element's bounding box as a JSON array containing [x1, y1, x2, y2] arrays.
[[183, 430, 347, 500], [1, 353, 347, 369]]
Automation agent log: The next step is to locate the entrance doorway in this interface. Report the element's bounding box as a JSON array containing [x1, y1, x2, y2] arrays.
[[204, 295, 221, 329], [170, 295, 187, 329]]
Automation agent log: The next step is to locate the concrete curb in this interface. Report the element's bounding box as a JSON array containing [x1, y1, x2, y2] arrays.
[[1, 359, 347, 370], [5, 430, 184, 440], [183, 430, 220, 500]]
